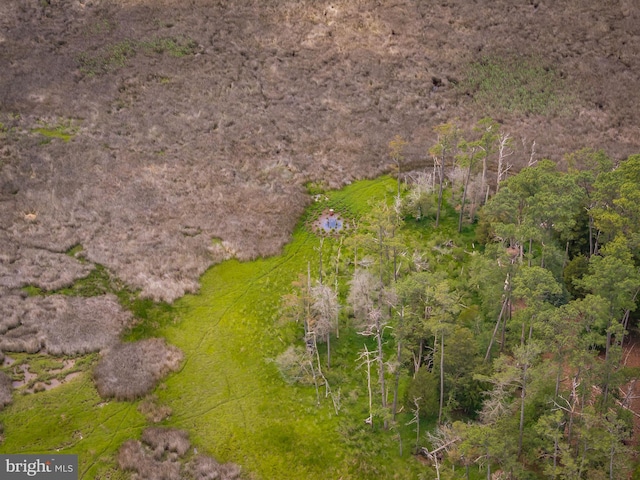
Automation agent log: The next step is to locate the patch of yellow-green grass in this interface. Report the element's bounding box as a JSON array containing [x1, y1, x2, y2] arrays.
[[77, 35, 198, 76], [0, 370, 146, 479], [303, 175, 397, 229], [32, 119, 79, 143], [32, 128, 75, 143], [4, 353, 95, 392], [157, 235, 348, 478], [148, 176, 426, 478]]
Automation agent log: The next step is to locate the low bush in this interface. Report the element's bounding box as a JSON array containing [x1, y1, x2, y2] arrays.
[[93, 338, 183, 400], [273, 345, 314, 385], [0, 291, 25, 334], [32, 295, 130, 355], [185, 455, 242, 480], [137, 394, 172, 423], [0, 371, 12, 410], [117, 427, 240, 480], [117, 438, 181, 480], [141, 427, 190, 459]]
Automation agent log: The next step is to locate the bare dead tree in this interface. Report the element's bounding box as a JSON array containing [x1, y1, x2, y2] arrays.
[[357, 345, 376, 428], [315, 237, 324, 284], [484, 273, 511, 362], [347, 269, 378, 326], [359, 307, 389, 428], [310, 283, 339, 368], [496, 133, 514, 193], [333, 237, 343, 338], [522, 137, 537, 166], [406, 396, 422, 452], [423, 425, 461, 480]]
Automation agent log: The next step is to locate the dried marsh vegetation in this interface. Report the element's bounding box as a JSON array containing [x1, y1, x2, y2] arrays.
[[2, 0, 639, 308], [0, 248, 94, 291], [0, 293, 130, 356], [93, 338, 183, 400], [137, 394, 172, 423], [117, 427, 240, 480], [0, 372, 12, 410]]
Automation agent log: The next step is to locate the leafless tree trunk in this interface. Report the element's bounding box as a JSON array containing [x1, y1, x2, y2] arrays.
[[518, 361, 528, 457], [484, 273, 510, 362], [310, 283, 339, 368], [567, 369, 580, 444], [480, 152, 487, 208], [407, 396, 421, 452], [523, 137, 537, 166], [308, 351, 320, 406], [334, 238, 342, 338], [413, 338, 424, 378], [496, 133, 513, 193], [358, 345, 375, 428]]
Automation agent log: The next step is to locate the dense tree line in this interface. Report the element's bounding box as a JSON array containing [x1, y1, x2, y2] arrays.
[[276, 121, 640, 478]]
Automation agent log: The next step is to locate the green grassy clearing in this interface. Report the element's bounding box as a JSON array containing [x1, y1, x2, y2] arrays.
[[157, 176, 427, 478], [1, 176, 432, 479], [0, 369, 145, 479]]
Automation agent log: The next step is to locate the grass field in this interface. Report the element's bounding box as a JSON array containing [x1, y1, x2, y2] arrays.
[[0, 176, 431, 479]]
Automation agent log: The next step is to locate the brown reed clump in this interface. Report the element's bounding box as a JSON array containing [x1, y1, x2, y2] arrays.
[[93, 338, 183, 401]]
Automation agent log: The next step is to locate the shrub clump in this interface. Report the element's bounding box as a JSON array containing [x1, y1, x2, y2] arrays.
[[93, 338, 183, 400], [273, 345, 314, 385], [118, 438, 181, 480], [141, 427, 191, 459], [0, 371, 12, 410], [137, 394, 172, 423], [185, 455, 242, 480], [117, 427, 240, 480]]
